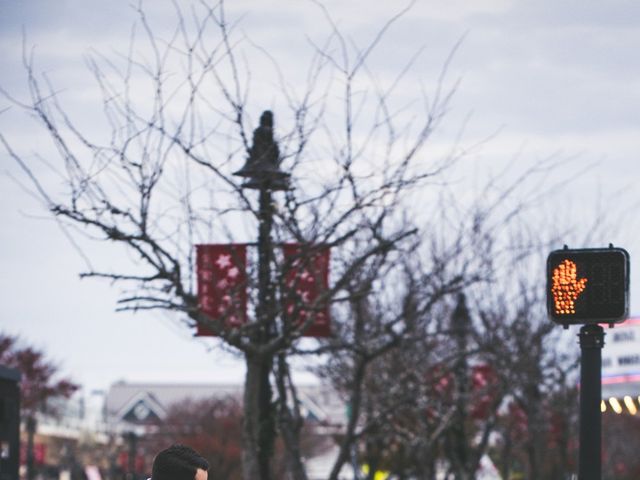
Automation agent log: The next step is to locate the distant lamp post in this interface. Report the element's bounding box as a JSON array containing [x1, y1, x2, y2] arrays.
[[233, 110, 290, 480], [233, 109, 291, 339], [234, 110, 290, 191], [124, 431, 137, 480]]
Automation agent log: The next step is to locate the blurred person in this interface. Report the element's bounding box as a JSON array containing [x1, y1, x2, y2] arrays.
[[150, 444, 209, 480]]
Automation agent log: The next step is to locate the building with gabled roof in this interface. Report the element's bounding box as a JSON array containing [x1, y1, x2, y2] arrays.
[[104, 379, 349, 478], [105, 379, 346, 434], [105, 381, 242, 431], [602, 317, 640, 415]]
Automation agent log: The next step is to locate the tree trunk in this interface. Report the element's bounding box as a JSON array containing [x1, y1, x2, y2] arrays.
[[275, 354, 308, 480], [498, 422, 513, 480], [328, 361, 367, 480], [243, 351, 275, 480], [524, 387, 542, 480], [278, 416, 308, 480], [241, 180, 278, 480]]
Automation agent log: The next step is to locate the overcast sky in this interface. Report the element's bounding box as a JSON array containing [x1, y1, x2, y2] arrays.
[[1, 0, 639, 395]]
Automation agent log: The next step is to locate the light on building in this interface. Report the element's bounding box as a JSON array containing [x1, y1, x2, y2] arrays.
[[600, 400, 606, 413], [609, 397, 623, 414], [623, 396, 637, 415]]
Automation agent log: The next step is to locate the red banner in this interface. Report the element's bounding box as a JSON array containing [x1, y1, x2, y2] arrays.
[[196, 244, 247, 336], [283, 244, 331, 337], [20, 443, 46, 465]]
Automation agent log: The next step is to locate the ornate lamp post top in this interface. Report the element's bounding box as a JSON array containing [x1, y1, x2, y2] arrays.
[[234, 110, 290, 191]]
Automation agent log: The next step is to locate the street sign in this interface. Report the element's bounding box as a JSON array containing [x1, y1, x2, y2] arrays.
[[547, 247, 630, 325]]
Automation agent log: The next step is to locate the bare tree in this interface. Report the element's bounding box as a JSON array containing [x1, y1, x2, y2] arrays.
[[308, 206, 509, 480], [310, 181, 593, 479], [0, 2, 470, 479], [470, 236, 581, 480]]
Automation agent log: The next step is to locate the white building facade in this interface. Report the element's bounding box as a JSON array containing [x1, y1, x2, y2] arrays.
[[601, 316, 640, 414]]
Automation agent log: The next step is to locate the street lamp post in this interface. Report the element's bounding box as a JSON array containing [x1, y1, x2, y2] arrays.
[[234, 110, 290, 480], [450, 293, 471, 477]]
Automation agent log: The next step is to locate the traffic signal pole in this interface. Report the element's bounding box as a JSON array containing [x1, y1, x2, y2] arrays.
[[547, 246, 629, 480], [578, 324, 605, 480]]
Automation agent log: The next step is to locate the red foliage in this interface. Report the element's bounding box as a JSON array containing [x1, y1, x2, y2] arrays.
[[0, 333, 79, 415], [118, 452, 146, 474], [602, 413, 640, 480], [505, 401, 528, 438], [424, 362, 500, 421], [144, 396, 244, 480], [469, 364, 498, 420]]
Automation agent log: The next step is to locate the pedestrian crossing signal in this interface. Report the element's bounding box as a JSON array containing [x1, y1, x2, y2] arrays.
[[547, 247, 629, 325]]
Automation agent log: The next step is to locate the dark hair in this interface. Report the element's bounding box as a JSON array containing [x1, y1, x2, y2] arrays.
[[152, 444, 209, 480]]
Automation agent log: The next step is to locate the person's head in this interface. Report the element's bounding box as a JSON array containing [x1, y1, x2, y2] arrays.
[[151, 444, 209, 480]]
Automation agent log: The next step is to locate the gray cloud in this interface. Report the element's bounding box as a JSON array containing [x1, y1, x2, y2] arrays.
[[1, 0, 639, 390]]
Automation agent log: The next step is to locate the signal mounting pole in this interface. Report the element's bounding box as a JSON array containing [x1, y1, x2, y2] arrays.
[[578, 324, 605, 480], [546, 245, 630, 480]]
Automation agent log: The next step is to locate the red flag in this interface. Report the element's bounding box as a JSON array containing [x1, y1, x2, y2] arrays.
[[283, 244, 331, 337], [196, 244, 247, 336]]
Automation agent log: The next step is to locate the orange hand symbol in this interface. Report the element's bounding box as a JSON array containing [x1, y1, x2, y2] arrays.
[[552, 259, 587, 315]]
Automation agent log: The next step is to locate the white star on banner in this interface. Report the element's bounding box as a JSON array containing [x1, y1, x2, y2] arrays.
[[297, 289, 311, 303], [299, 270, 311, 282], [216, 254, 232, 270]]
